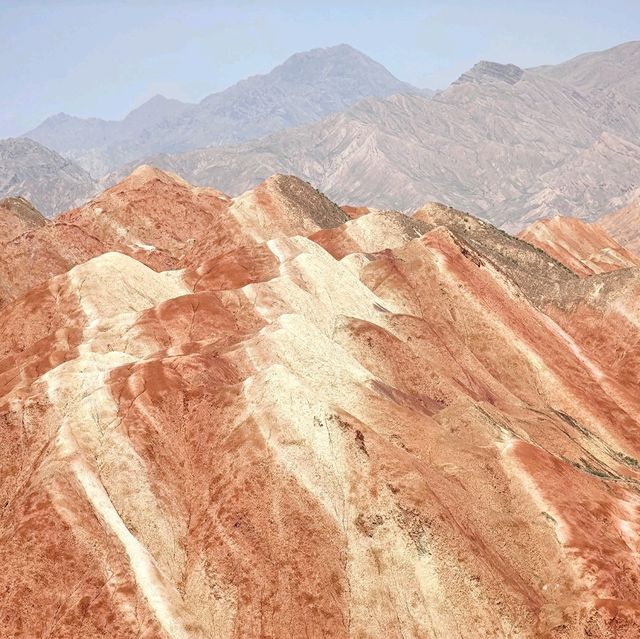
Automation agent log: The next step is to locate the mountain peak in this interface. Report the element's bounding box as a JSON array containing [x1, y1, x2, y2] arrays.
[[24, 43, 421, 174], [251, 173, 349, 231], [143, 93, 170, 103], [269, 43, 415, 91], [128, 93, 190, 111], [47, 112, 74, 123], [121, 95, 193, 130], [121, 164, 190, 188], [281, 43, 366, 65], [128, 163, 170, 179]]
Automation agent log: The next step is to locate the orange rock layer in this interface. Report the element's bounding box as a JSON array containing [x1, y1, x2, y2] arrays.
[[2, 171, 640, 638], [599, 193, 640, 255], [518, 215, 640, 276]]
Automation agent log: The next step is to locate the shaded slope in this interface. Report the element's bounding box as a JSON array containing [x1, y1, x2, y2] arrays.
[[412, 201, 577, 305], [0, 196, 46, 243]]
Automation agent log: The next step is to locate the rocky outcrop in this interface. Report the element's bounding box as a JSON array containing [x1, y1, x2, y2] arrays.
[[2, 171, 640, 637], [454, 60, 525, 85], [0, 196, 47, 242]]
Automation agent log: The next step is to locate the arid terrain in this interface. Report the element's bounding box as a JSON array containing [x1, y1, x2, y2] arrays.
[[599, 191, 640, 254], [136, 41, 640, 229], [518, 215, 640, 275], [2, 168, 640, 638], [2, 41, 639, 228]]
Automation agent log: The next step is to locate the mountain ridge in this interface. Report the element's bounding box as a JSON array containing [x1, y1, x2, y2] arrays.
[[6, 40, 640, 227], [24, 44, 424, 176], [530, 39, 640, 98], [0, 137, 99, 216], [120, 43, 640, 229]]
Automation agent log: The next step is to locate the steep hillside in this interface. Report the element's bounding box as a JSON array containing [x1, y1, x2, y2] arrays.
[[0, 137, 99, 216], [0, 196, 47, 243], [2, 172, 640, 637], [531, 40, 640, 99], [519, 215, 640, 275]]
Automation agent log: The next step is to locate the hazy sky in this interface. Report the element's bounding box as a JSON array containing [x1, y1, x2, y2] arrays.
[[1, 0, 639, 138]]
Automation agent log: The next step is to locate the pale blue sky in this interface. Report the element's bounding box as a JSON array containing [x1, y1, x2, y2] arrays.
[[1, 0, 639, 138]]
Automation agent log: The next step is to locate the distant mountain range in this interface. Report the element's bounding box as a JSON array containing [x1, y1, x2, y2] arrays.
[[2, 40, 640, 227], [129, 41, 640, 230], [530, 39, 640, 99], [24, 44, 425, 177]]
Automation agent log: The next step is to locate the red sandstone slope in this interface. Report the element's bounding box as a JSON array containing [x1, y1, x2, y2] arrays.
[[2, 178, 640, 638], [518, 215, 640, 276], [0, 197, 49, 303], [0, 167, 347, 309], [0, 196, 47, 243], [0, 166, 233, 308], [599, 193, 640, 254], [341, 205, 375, 219]]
